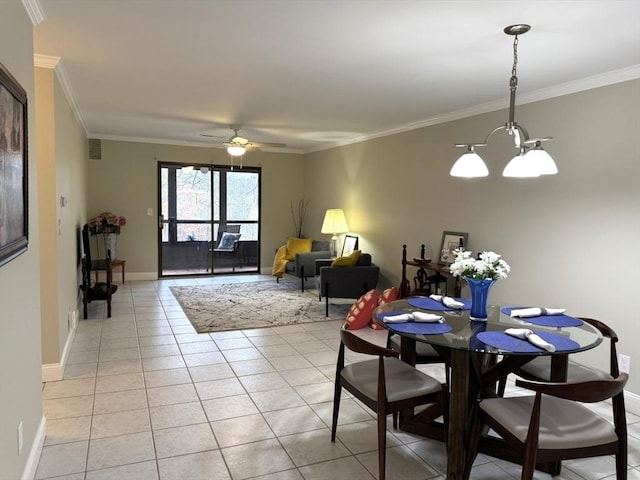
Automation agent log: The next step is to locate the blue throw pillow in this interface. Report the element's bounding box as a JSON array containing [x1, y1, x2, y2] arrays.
[[217, 232, 241, 251]]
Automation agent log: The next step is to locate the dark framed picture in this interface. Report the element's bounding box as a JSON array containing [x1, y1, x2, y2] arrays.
[[438, 231, 468, 265], [0, 62, 28, 267], [341, 234, 359, 256]]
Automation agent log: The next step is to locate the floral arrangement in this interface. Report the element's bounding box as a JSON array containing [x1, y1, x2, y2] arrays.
[[449, 249, 510, 280], [88, 211, 127, 235]]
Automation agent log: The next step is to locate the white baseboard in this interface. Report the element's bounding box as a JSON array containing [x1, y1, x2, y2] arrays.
[[22, 415, 46, 480], [125, 272, 157, 281], [41, 311, 77, 382], [625, 390, 640, 417], [41, 363, 63, 383]]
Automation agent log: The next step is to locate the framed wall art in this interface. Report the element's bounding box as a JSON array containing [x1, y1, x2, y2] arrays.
[[438, 231, 468, 265], [0, 62, 28, 267], [341, 234, 359, 256]]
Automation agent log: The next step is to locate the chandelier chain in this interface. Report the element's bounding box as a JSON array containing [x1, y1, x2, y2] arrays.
[[511, 35, 519, 83]]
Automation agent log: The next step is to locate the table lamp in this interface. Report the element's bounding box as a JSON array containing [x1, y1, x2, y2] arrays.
[[321, 209, 349, 258]]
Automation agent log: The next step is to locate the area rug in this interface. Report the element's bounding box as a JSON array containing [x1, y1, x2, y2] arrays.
[[170, 280, 352, 333]]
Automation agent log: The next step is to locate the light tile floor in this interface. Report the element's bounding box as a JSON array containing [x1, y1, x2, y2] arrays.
[[35, 275, 640, 480]]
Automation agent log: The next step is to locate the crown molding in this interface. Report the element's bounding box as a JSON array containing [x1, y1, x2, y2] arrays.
[[33, 54, 59, 69], [34, 54, 89, 135], [91, 134, 304, 154], [307, 65, 640, 153], [21, 0, 45, 25]]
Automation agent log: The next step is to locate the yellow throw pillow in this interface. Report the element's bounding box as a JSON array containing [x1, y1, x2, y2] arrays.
[[284, 237, 313, 261], [331, 250, 361, 267]]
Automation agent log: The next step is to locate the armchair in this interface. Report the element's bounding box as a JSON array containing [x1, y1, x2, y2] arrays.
[[316, 253, 380, 316], [274, 239, 331, 291]]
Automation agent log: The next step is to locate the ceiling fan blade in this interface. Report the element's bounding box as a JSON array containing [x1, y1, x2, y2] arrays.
[[250, 141, 287, 148], [200, 133, 226, 139]]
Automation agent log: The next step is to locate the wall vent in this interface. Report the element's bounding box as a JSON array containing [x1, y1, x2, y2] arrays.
[[88, 138, 102, 160]]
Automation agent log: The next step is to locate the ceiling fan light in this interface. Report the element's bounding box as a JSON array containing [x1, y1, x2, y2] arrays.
[[450, 148, 489, 178], [502, 152, 540, 178], [524, 144, 558, 175], [227, 145, 246, 156]]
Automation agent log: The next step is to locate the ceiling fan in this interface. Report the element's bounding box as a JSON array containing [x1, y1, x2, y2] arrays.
[[201, 125, 287, 157]]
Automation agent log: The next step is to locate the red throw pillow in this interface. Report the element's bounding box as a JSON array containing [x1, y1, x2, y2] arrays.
[[369, 287, 399, 330], [344, 289, 378, 330]]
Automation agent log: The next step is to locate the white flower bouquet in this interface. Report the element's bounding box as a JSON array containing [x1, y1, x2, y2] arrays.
[[449, 249, 510, 280]]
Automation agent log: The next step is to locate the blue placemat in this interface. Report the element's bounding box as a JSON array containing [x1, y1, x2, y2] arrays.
[[501, 307, 583, 327], [389, 322, 453, 335], [476, 330, 580, 353], [408, 296, 472, 311], [379, 311, 452, 335]]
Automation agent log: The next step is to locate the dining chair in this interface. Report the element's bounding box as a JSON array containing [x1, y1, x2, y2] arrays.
[[497, 317, 618, 396], [463, 371, 628, 480], [386, 332, 449, 429], [332, 324, 446, 480]]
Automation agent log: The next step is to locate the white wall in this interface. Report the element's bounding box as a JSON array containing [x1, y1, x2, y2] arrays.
[[0, 1, 44, 478], [302, 80, 640, 395]]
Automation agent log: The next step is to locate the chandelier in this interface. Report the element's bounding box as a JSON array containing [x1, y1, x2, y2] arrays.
[[450, 24, 558, 178]]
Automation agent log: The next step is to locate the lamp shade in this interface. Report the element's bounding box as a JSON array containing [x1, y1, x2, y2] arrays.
[[502, 152, 540, 178], [227, 145, 246, 156], [450, 148, 489, 178], [321, 209, 349, 235], [524, 144, 558, 175]]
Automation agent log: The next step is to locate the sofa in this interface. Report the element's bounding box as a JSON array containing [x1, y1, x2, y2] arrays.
[[315, 252, 380, 316]]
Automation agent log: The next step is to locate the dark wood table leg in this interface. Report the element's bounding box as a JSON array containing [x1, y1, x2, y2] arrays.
[[447, 349, 469, 479]]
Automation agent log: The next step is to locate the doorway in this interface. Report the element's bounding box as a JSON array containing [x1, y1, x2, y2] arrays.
[[158, 163, 260, 276]]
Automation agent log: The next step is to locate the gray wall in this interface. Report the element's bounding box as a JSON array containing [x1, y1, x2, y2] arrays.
[[0, 1, 44, 478], [87, 141, 305, 277], [302, 79, 640, 395], [87, 80, 640, 397]]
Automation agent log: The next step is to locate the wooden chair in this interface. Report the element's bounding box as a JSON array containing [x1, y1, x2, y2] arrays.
[[332, 324, 446, 480], [497, 317, 618, 396], [463, 372, 628, 480], [81, 224, 116, 318]]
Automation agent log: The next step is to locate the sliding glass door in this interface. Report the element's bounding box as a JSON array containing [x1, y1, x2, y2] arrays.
[[158, 163, 260, 276]]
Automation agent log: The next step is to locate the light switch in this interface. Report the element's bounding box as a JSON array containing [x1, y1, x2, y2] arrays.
[[147, 208, 153, 216]]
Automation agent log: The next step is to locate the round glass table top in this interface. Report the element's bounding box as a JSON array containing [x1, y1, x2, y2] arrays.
[[374, 299, 603, 356]]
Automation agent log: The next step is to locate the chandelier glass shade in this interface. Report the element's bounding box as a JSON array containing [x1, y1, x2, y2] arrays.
[[450, 24, 558, 179], [227, 144, 246, 156]]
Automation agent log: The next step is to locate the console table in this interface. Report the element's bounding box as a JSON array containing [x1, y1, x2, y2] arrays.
[[95, 258, 126, 284], [400, 244, 462, 298]]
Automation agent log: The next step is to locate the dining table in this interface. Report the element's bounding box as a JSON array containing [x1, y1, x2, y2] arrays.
[[373, 297, 603, 480]]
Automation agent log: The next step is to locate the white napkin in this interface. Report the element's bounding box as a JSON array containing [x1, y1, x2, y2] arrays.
[[429, 294, 464, 310], [504, 328, 556, 352], [510, 307, 565, 318], [383, 312, 444, 323]]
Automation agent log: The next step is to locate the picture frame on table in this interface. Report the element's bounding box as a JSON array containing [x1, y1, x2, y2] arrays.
[[0, 62, 29, 267], [438, 231, 468, 265], [341, 235, 359, 256]]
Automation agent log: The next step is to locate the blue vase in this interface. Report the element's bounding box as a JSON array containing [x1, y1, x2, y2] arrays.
[[466, 278, 496, 321]]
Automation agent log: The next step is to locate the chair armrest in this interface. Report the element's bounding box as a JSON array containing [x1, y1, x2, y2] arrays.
[[319, 265, 380, 298], [515, 373, 628, 403], [315, 258, 333, 275], [294, 250, 332, 276]]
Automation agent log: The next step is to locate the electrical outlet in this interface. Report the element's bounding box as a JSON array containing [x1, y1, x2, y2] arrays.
[[618, 354, 631, 374], [17, 421, 23, 455]]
